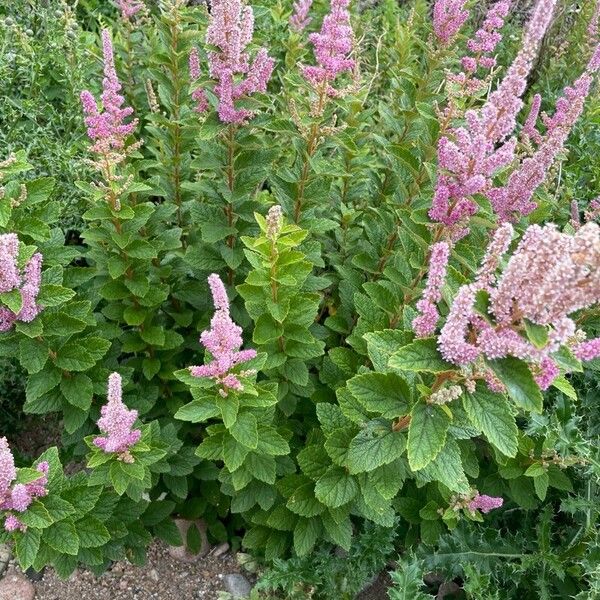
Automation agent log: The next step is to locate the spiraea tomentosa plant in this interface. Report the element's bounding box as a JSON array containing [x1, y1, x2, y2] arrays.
[[2, 0, 600, 593]]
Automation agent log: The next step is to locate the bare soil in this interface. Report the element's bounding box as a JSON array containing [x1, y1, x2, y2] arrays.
[[33, 541, 245, 600]]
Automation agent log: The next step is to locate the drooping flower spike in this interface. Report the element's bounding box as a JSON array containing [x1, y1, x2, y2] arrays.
[[432, 0, 469, 47], [437, 222, 600, 391], [93, 373, 141, 459], [114, 0, 144, 21], [189, 274, 257, 395]]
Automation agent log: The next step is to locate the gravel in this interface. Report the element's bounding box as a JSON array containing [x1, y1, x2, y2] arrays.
[[33, 541, 250, 600]]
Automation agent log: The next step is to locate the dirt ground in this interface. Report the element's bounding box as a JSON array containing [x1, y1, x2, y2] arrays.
[[33, 541, 246, 600]]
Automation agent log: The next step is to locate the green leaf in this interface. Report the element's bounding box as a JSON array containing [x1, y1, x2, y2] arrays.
[[286, 481, 325, 517], [347, 372, 410, 417], [76, 516, 111, 548], [60, 374, 93, 411], [346, 421, 406, 474], [110, 462, 131, 495], [533, 472, 549, 501], [253, 314, 283, 344], [463, 386, 518, 457], [314, 466, 358, 508], [389, 338, 453, 373], [230, 412, 258, 449], [489, 357, 543, 413], [175, 400, 220, 423], [20, 501, 53, 529], [293, 518, 320, 556], [256, 427, 290, 456], [15, 528, 41, 570], [222, 435, 249, 472], [217, 395, 239, 429], [0, 289, 22, 313], [407, 402, 450, 471], [552, 376, 577, 400], [419, 438, 470, 494], [37, 285, 75, 308], [44, 520, 79, 556]]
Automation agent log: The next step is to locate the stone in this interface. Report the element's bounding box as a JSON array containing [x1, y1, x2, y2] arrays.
[[0, 568, 35, 600], [212, 542, 229, 557], [222, 573, 252, 599], [0, 545, 10, 578], [168, 519, 210, 563]]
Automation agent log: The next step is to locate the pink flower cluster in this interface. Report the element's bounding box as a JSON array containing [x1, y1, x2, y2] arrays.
[[189, 47, 209, 113], [574, 338, 600, 361], [93, 373, 141, 457], [290, 0, 314, 32], [0, 234, 43, 333], [80, 29, 138, 155], [432, 0, 469, 47], [490, 51, 600, 221], [468, 493, 503, 513], [192, 0, 274, 124], [301, 0, 355, 97], [448, 1, 511, 94], [430, 0, 557, 237], [412, 242, 450, 337], [0, 437, 49, 532], [438, 222, 600, 390], [114, 0, 144, 21], [189, 274, 257, 395]]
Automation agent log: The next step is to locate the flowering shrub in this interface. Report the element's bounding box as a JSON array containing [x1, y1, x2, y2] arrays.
[[1, 0, 600, 595]]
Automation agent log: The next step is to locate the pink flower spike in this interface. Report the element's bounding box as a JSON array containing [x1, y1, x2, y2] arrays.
[[533, 356, 559, 390], [0, 437, 16, 502], [433, 0, 469, 46], [413, 242, 450, 337], [188, 274, 256, 394], [0, 234, 20, 294], [573, 338, 600, 361], [10, 484, 31, 513], [93, 373, 141, 455], [18, 253, 42, 323], [301, 0, 355, 96], [114, 0, 144, 21], [468, 494, 503, 513], [81, 29, 138, 156], [290, 0, 313, 31], [205, 0, 275, 124]]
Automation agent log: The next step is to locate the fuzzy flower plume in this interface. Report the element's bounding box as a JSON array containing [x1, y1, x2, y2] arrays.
[[266, 205, 284, 240], [0, 234, 20, 294], [439, 223, 600, 391], [94, 373, 141, 458], [114, 0, 144, 20], [521, 94, 543, 145], [81, 29, 138, 155], [468, 494, 503, 513], [432, 0, 469, 47], [204, 0, 275, 124], [189, 47, 209, 113], [448, 1, 511, 94], [574, 338, 600, 362], [189, 274, 257, 395], [0, 438, 49, 532], [489, 53, 599, 221], [301, 0, 355, 97], [430, 0, 557, 237], [412, 242, 450, 338], [0, 236, 43, 333], [290, 0, 313, 31]]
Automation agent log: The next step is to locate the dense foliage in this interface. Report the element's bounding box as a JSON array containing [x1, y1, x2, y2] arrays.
[[1, 0, 599, 598]]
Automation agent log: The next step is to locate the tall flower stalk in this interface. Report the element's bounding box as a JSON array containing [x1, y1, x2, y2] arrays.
[[80, 29, 140, 210]]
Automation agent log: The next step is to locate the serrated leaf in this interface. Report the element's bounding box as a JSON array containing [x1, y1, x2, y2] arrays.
[[408, 402, 450, 470], [314, 466, 358, 508], [230, 412, 258, 449], [389, 338, 453, 373], [462, 385, 518, 457], [489, 357, 543, 413], [44, 520, 79, 556], [346, 421, 406, 474]]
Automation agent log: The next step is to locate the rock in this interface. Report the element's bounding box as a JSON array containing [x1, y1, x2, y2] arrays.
[[222, 573, 252, 598], [168, 519, 210, 563], [149, 568, 160, 582], [212, 543, 229, 557], [0, 545, 10, 578], [0, 568, 35, 600]]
